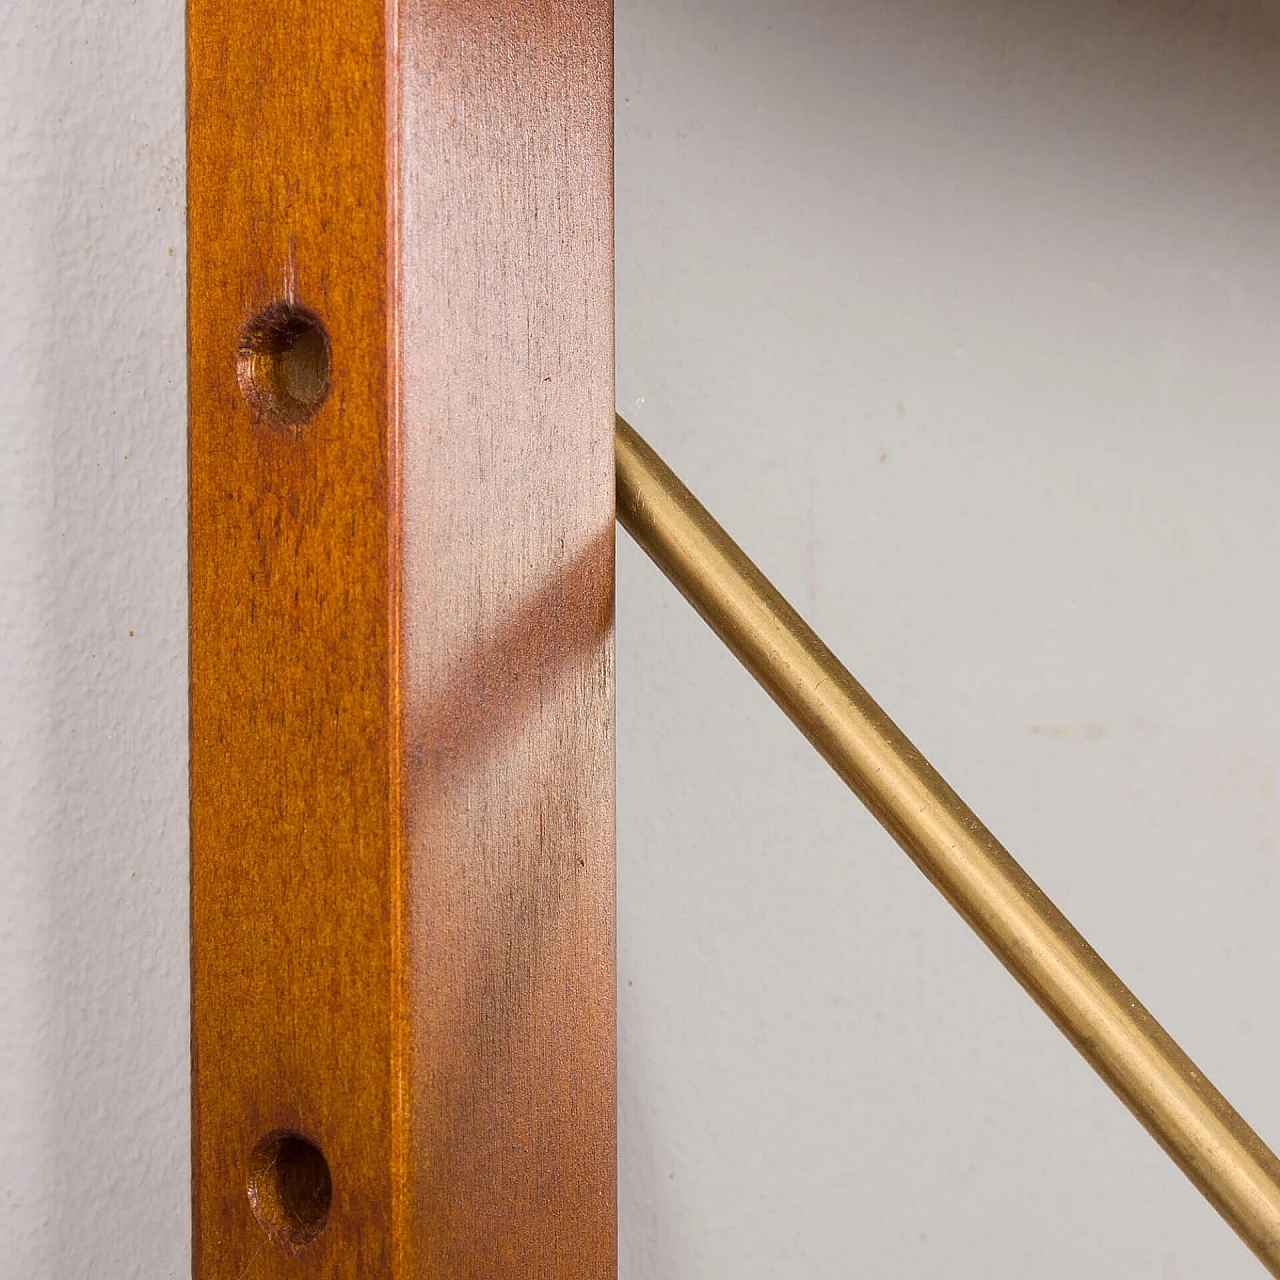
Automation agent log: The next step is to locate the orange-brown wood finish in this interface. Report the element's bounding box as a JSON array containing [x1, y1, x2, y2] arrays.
[[188, 1, 615, 1276]]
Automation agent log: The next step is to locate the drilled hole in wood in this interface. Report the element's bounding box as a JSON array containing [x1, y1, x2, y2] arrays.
[[247, 1130, 333, 1253], [237, 303, 330, 425]]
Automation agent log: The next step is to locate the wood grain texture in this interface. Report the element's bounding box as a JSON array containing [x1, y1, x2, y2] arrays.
[[188, 0, 614, 1274], [397, 5, 615, 1276]]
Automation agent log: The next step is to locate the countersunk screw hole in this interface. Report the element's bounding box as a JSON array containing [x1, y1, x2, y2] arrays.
[[247, 1130, 333, 1253], [237, 302, 331, 425]]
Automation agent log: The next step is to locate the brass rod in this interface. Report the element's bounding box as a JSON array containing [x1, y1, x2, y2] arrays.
[[616, 413, 1280, 1273]]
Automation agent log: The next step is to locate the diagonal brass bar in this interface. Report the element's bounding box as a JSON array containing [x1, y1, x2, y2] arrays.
[[616, 413, 1280, 1273]]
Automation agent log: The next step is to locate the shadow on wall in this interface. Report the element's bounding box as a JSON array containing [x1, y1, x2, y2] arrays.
[[619, 0, 1280, 460], [636, 0, 1280, 227]]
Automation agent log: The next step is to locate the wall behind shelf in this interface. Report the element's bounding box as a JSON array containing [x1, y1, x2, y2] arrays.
[[0, 2, 187, 1277], [616, 2, 1280, 1277]]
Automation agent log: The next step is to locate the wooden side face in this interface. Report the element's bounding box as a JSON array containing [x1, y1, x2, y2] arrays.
[[191, 1, 614, 1274], [188, 1, 397, 1277], [396, 3, 616, 1277]]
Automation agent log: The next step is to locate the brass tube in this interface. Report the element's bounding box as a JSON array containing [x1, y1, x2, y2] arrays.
[[616, 414, 1280, 1272]]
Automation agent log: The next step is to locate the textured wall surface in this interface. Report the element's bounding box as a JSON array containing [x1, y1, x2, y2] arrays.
[[0, 1, 188, 1277], [5, 0, 1280, 1277], [615, 2, 1280, 1277]]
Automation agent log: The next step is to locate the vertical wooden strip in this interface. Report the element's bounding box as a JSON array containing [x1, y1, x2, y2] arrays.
[[188, 2, 396, 1277], [396, 3, 616, 1276], [189, 0, 614, 1276]]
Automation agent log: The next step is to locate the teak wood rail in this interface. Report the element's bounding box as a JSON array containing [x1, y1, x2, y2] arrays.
[[189, 3, 613, 1278], [616, 414, 1280, 1275]]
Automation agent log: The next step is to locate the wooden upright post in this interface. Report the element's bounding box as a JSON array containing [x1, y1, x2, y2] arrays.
[[188, 3, 615, 1276]]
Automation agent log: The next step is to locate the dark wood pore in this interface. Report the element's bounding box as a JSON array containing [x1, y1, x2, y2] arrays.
[[188, 1, 615, 1275]]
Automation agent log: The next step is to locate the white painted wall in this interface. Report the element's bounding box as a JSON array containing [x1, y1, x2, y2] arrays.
[[0, 1, 187, 1277], [5, 1, 1280, 1277], [614, 3, 1280, 1277]]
